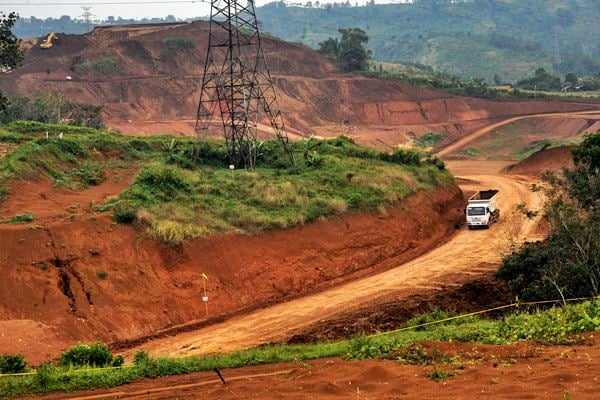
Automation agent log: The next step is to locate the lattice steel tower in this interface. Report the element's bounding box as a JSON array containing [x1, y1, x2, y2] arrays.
[[195, 0, 294, 170]]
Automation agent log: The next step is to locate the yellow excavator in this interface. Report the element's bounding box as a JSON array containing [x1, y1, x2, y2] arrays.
[[40, 32, 58, 49]]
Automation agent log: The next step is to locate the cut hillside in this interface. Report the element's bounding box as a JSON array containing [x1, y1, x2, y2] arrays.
[[0, 122, 464, 363], [0, 22, 597, 148], [504, 145, 576, 177], [445, 115, 600, 161]]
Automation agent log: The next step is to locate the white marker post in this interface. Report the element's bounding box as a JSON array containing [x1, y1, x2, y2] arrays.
[[202, 273, 209, 316]]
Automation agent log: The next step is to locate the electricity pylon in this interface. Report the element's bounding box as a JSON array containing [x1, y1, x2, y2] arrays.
[[195, 0, 294, 170]]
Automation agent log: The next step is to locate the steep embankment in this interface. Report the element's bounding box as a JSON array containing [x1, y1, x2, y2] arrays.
[[1, 22, 597, 147], [504, 145, 576, 176], [0, 183, 463, 364]]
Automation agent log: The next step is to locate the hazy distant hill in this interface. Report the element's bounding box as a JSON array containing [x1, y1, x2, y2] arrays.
[[257, 0, 600, 82], [11, 0, 600, 82]]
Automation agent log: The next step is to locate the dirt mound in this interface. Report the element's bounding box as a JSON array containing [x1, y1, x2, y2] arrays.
[[0, 185, 464, 363], [505, 145, 576, 176], [1, 22, 597, 147]]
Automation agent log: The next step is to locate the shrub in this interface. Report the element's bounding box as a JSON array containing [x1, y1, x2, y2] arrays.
[[113, 202, 136, 224], [96, 271, 109, 280], [134, 164, 193, 200], [304, 150, 324, 168], [7, 212, 34, 224], [133, 350, 150, 365], [59, 342, 115, 368], [33, 363, 56, 387], [0, 354, 27, 373], [379, 148, 422, 165], [76, 55, 120, 75]]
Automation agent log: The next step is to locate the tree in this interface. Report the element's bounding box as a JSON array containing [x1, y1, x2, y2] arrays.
[[565, 72, 578, 85], [336, 27, 372, 72], [497, 132, 600, 301], [317, 37, 339, 58], [0, 12, 23, 112]]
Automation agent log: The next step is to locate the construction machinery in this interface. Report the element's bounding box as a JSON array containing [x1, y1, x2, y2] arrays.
[[40, 32, 58, 49]]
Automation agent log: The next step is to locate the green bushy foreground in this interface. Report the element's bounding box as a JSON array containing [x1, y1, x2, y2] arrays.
[[1, 300, 599, 397], [0, 121, 452, 242]]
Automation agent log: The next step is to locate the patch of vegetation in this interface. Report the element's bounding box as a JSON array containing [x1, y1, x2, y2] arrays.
[[497, 132, 600, 301], [163, 36, 195, 50], [111, 136, 451, 241], [76, 54, 120, 76], [6, 212, 34, 224], [96, 271, 108, 280], [0, 354, 27, 374], [0, 93, 104, 129], [60, 343, 122, 368], [2, 300, 600, 397], [0, 123, 451, 242], [414, 132, 448, 150], [318, 27, 371, 72], [459, 147, 482, 157], [55, 161, 107, 189], [427, 367, 457, 382]]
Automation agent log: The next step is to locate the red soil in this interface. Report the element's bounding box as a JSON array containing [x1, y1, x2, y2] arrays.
[[0, 185, 464, 364], [505, 145, 576, 177], [1, 22, 597, 147], [36, 337, 600, 400], [0, 168, 137, 224]]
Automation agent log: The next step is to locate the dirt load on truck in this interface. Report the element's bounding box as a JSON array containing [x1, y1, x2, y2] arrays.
[[466, 189, 500, 229]]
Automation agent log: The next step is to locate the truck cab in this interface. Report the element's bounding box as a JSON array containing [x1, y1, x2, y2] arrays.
[[466, 189, 500, 229]]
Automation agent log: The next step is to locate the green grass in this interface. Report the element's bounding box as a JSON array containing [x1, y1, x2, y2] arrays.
[[75, 54, 120, 75], [5, 213, 35, 224], [1, 300, 599, 397], [0, 122, 452, 243]]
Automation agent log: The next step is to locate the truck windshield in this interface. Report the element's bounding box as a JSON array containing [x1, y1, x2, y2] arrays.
[[468, 207, 486, 216]]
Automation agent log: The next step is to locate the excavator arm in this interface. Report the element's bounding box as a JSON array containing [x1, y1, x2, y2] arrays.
[[40, 32, 57, 49]]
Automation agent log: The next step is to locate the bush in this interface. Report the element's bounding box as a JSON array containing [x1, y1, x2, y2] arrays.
[[113, 202, 137, 224], [76, 55, 120, 75], [133, 350, 150, 365], [304, 150, 323, 168], [134, 164, 193, 200], [7, 212, 34, 224], [0, 354, 27, 373], [379, 148, 422, 165], [497, 132, 599, 301], [60, 343, 115, 368]]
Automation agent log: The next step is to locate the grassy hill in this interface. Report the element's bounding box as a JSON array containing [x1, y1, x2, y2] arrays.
[[0, 121, 452, 242], [256, 0, 600, 82], [11, 0, 600, 82]]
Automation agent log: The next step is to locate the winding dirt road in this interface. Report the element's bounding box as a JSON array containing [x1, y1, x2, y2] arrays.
[[137, 170, 541, 358], [132, 109, 600, 358], [438, 109, 600, 157]]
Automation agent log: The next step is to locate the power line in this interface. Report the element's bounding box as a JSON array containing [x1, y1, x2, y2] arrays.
[[4, 0, 207, 5]]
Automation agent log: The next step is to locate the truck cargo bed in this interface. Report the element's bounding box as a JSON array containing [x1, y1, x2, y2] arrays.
[[469, 189, 499, 201]]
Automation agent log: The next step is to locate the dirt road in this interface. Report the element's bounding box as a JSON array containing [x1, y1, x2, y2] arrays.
[[437, 109, 600, 157], [137, 168, 542, 358]]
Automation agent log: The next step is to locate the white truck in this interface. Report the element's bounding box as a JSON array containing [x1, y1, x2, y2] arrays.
[[466, 189, 500, 229]]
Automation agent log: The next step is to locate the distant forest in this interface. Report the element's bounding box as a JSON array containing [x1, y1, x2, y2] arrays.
[[11, 0, 600, 82]]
